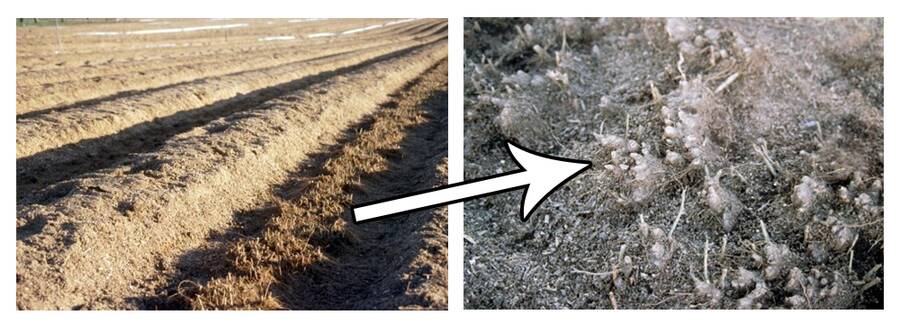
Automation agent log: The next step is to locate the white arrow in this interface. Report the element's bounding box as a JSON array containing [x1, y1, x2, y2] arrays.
[[352, 141, 592, 223]]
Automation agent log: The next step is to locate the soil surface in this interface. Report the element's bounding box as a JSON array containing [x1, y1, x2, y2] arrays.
[[17, 18, 448, 310], [464, 18, 882, 309]]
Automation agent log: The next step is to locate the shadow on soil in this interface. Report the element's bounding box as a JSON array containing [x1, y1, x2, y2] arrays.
[[132, 78, 448, 310], [16, 42, 438, 207]]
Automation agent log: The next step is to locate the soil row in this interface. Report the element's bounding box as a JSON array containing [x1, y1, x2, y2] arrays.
[[16, 19, 442, 86], [186, 60, 449, 310], [16, 20, 446, 114], [16, 31, 447, 158], [16, 40, 448, 309], [15, 18, 393, 67]]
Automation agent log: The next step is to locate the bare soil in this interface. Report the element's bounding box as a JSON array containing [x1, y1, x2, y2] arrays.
[[16, 18, 448, 310], [463, 18, 882, 309], [16, 19, 444, 114]]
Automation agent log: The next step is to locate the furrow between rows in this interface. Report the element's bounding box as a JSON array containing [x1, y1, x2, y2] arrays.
[[16, 33, 447, 159], [16, 20, 446, 114], [16, 43, 445, 204], [189, 59, 449, 310], [15, 19, 381, 58], [16, 41, 447, 310], [16, 19, 439, 73], [16, 19, 444, 87]]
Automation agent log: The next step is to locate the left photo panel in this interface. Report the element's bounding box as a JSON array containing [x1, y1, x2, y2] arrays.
[[16, 18, 448, 310]]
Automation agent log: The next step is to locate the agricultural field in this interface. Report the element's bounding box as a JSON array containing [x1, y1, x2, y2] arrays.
[[16, 18, 448, 310], [464, 18, 882, 309]]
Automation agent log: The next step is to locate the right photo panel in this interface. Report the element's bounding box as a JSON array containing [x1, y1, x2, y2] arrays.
[[463, 18, 884, 309]]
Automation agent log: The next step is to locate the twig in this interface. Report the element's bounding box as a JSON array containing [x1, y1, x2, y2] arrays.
[[720, 234, 728, 258], [844, 221, 882, 228], [804, 224, 810, 244], [864, 264, 882, 280], [800, 278, 812, 308], [848, 249, 855, 275], [752, 140, 779, 176], [560, 30, 568, 54], [625, 114, 631, 140], [815, 121, 825, 145], [668, 188, 687, 238], [572, 268, 613, 278], [676, 52, 687, 81], [759, 219, 771, 244], [729, 166, 749, 185], [703, 234, 710, 283], [867, 236, 882, 254], [861, 278, 882, 292], [464, 234, 477, 245], [647, 294, 684, 307], [649, 80, 661, 103], [714, 72, 741, 93], [848, 234, 859, 274], [609, 291, 619, 310], [848, 234, 859, 255], [719, 268, 728, 289]]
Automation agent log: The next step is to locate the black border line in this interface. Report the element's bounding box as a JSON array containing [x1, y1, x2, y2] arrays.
[[350, 141, 592, 224]]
